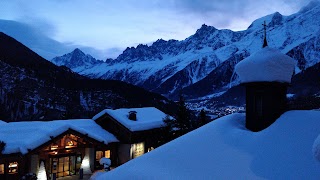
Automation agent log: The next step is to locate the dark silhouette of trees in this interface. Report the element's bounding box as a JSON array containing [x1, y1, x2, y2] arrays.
[[160, 94, 196, 145], [198, 109, 208, 127], [0, 141, 5, 155]]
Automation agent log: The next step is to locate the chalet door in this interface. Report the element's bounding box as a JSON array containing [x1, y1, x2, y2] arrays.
[[50, 155, 77, 178], [58, 157, 69, 177]]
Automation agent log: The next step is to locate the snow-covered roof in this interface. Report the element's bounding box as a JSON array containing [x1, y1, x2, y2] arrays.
[[0, 119, 118, 155], [93, 107, 168, 131], [235, 47, 295, 83], [93, 110, 320, 179]]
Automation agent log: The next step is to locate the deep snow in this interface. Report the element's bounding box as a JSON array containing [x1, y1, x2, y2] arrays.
[[235, 47, 296, 83], [92, 110, 320, 179]]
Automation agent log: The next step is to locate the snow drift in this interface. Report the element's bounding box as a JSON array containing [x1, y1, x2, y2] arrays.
[[92, 110, 320, 179]]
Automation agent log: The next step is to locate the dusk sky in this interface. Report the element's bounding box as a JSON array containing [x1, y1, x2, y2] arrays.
[[0, 0, 314, 58]]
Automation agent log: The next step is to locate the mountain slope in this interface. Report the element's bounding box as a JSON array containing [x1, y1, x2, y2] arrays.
[[51, 1, 320, 100], [0, 32, 176, 122]]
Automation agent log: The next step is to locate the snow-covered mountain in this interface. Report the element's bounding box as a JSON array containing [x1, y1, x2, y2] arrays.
[[0, 32, 176, 122], [51, 48, 104, 71], [51, 1, 320, 99]]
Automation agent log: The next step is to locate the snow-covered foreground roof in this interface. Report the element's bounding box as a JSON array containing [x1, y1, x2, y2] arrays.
[[235, 47, 296, 83], [0, 119, 118, 155], [93, 110, 320, 179], [93, 107, 167, 131]]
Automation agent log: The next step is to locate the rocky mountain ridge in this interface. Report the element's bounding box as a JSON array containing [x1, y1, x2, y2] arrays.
[[51, 1, 320, 100], [0, 32, 176, 122]]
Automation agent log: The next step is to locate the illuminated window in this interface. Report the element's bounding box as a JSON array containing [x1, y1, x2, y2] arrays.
[[104, 150, 110, 158], [65, 137, 75, 148], [8, 162, 18, 174], [132, 142, 145, 159], [0, 164, 4, 174], [95, 151, 103, 160], [51, 144, 58, 150]]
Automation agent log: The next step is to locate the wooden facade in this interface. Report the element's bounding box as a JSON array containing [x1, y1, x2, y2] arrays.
[[245, 82, 288, 132], [0, 129, 117, 180], [0, 154, 25, 180]]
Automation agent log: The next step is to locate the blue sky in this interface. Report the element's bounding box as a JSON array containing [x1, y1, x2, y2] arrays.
[[0, 0, 313, 59]]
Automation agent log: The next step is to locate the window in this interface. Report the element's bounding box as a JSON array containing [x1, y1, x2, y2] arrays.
[[95, 151, 104, 161], [96, 150, 110, 160], [132, 142, 145, 159], [65, 137, 76, 148], [95, 150, 111, 169], [51, 144, 58, 150], [65, 139, 74, 148], [8, 162, 18, 174], [0, 164, 4, 174], [104, 150, 110, 158]]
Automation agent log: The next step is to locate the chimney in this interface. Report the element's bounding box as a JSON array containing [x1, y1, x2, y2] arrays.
[[128, 111, 137, 121], [234, 47, 295, 132]]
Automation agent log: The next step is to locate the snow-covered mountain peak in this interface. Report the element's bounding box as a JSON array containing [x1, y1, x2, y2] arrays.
[[72, 48, 85, 56], [51, 48, 102, 70], [51, 3, 320, 100], [195, 24, 217, 35], [248, 12, 282, 30]]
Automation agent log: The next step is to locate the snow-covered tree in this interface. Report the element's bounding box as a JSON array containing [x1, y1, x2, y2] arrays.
[[99, 157, 111, 172], [37, 161, 47, 180], [81, 154, 92, 174]]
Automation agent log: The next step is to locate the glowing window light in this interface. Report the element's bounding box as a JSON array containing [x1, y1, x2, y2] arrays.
[[51, 145, 58, 150], [67, 141, 73, 146], [131, 142, 145, 159], [8, 162, 18, 174], [0, 164, 4, 174], [104, 150, 110, 158]]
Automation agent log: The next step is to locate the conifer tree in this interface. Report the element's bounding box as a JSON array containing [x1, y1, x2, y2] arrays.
[[198, 109, 207, 127], [161, 94, 195, 143], [174, 94, 193, 136], [158, 115, 175, 145]]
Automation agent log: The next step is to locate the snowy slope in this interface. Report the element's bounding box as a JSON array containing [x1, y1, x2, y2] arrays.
[[92, 110, 320, 179], [51, 1, 320, 98]]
